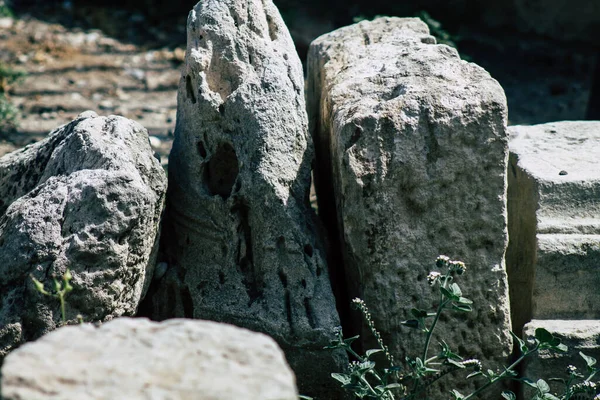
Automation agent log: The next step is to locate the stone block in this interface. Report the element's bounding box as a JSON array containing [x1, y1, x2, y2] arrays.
[[0, 318, 299, 400], [507, 121, 600, 333], [0, 113, 167, 361], [522, 320, 600, 399], [307, 16, 512, 397], [144, 1, 346, 397]]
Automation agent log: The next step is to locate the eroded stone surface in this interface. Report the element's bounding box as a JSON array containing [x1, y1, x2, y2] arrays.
[[0, 114, 167, 360], [0, 318, 299, 400], [308, 17, 512, 395], [507, 121, 600, 333], [143, 1, 345, 397]]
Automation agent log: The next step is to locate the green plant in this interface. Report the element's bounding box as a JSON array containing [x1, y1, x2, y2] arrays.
[[415, 11, 457, 49], [31, 269, 74, 326], [0, 94, 18, 132], [323, 256, 599, 400], [0, 62, 26, 133], [0, 0, 13, 17]]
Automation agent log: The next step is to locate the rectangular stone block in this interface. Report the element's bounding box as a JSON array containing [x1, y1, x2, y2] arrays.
[[522, 320, 600, 399], [507, 121, 600, 334], [308, 17, 512, 397]]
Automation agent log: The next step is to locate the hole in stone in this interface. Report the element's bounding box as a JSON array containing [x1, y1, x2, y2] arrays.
[[278, 269, 288, 288], [205, 143, 239, 199], [276, 236, 285, 249], [218, 271, 225, 285], [266, 14, 277, 41], [197, 141, 207, 158], [304, 244, 313, 257], [218, 103, 225, 115], [316, 266, 322, 277], [185, 75, 196, 104], [301, 279, 307, 289]]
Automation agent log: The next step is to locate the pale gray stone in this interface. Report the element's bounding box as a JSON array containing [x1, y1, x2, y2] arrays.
[[507, 121, 600, 334], [522, 320, 600, 399], [0, 317, 299, 400], [0, 115, 167, 360], [308, 17, 512, 396], [145, 1, 345, 397]]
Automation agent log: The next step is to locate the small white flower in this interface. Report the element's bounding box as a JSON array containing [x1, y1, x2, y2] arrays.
[[427, 271, 441, 285]]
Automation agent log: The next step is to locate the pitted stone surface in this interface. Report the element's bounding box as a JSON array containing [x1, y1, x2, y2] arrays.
[[144, 1, 345, 397], [0, 318, 299, 400], [507, 121, 600, 333], [308, 17, 512, 395], [0, 114, 167, 360]]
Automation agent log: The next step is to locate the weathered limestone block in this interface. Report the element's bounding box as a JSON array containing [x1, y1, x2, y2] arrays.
[[507, 121, 600, 334], [308, 17, 512, 395], [0, 113, 167, 360], [145, 1, 345, 397], [0, 318, 299, 400], [522, 320, 600, 398]]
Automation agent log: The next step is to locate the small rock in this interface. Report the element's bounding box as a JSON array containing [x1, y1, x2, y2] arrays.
[[98, 100, 114, 110], [0, 17, 13, 29], [148, 135, 161, 148]]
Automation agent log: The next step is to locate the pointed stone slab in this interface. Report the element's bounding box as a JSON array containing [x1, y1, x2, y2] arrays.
[[308, 17, 512, 396], [146, 1, 345, 397]]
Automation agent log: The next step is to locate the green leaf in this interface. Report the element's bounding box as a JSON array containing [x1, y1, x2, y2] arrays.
[[536, 379, 550, 393], [580, 352, 597, 368], [298, 396, 313, 400], [501, 391, 516, 400], [554, 343, 567, 352], [411, 308, 428, 319], [383, 383, 403, 390], [521, 378, 537, 388], [535, 328, 554, 344], [401, 319, 420, 329], [31, 277, 48, 295], [53, 278, 61, 293], [451, 389, 464, 400], [63, 269, 72, 282], [450, 283, 462, 296], [466, 371, 483, 379], [452, 303, 472, 312], [457, 297, 473, 305], [542, 394, 560, 400], [440, 287, 459, 301], [331, 373, 351, 385], [366, 348, 384, 359], [343, 335, 360, 345], [447, 358, 465, 368], [510, 331, 528, 354], [415, 358, 424, 369], [357, 361, 376, 373]]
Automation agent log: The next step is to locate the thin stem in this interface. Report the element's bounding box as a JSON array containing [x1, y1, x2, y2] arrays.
[[346, 346, 365, 363], [422, 297, 449, 363], [59, 294, 66, 325], [584, 370, 598, 383]]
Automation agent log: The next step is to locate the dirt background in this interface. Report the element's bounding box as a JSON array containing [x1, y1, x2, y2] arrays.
[[0, 0, 598, 164]]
